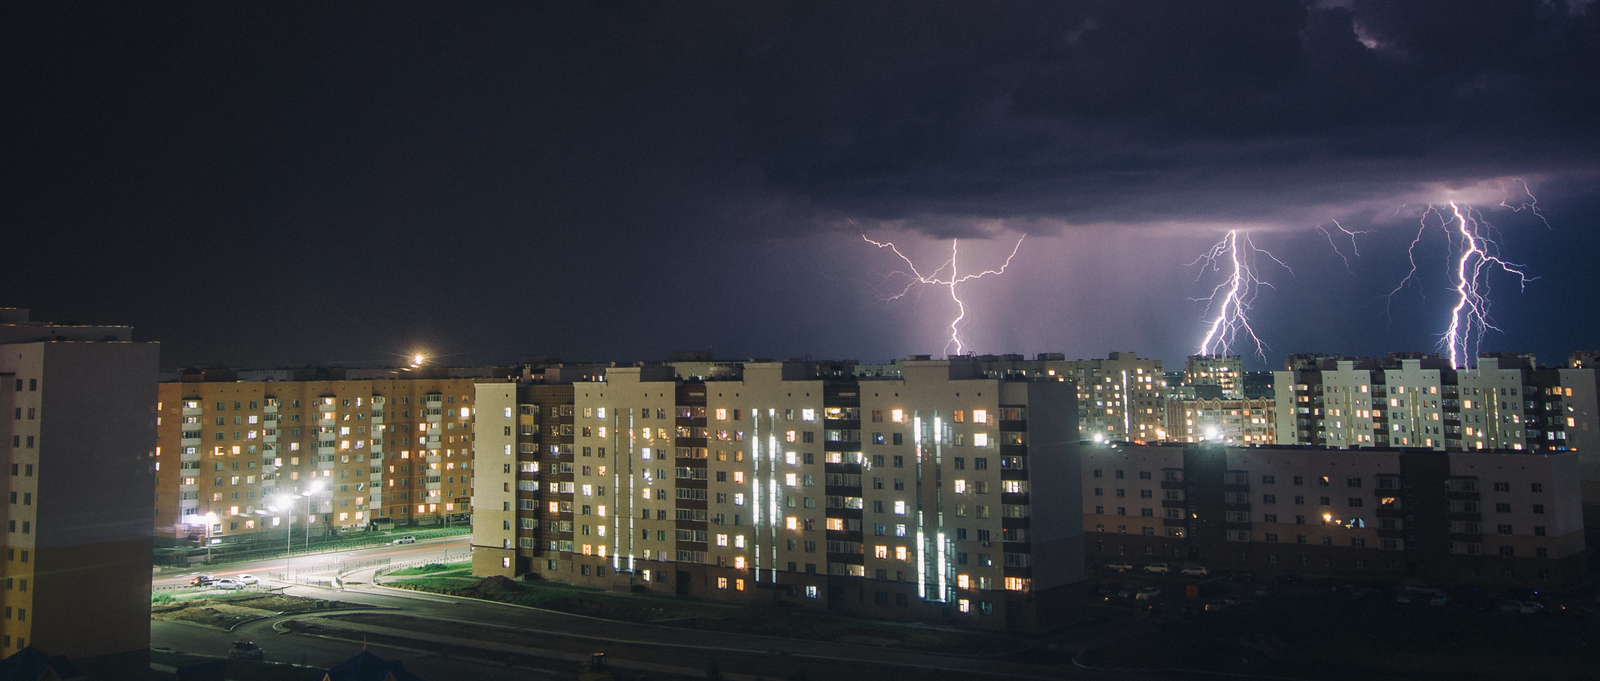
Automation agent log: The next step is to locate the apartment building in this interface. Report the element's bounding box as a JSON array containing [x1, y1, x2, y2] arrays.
[[1272, 353, 1598, 456], [0, 308, 159, 677], [879, 352, 1165, 443], [474, 358, 1082, 630], [1080, 441, 1586, 588], [1184, 355, 1244, 399], [153, 370, 487, 542], [1163, 397, 1276, 445]]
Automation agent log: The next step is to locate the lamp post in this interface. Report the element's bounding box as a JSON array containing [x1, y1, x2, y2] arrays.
[[270, 496, 292, 583], [202, 511, 219, 564], [304, 481, 324, 552]]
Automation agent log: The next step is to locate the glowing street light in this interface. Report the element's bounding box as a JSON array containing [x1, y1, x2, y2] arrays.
[[201, 511, 219, 564], [410, 353, 426, 367]]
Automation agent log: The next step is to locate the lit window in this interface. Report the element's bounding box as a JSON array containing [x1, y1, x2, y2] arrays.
[[802, 409, 815, 422], [716, 408, 728, 421], [874, 545, 889, 558], [734, 535, 746, 548], [597, 506, 606, 517], [891, 409, 904, 423], [895, 546, 908, 561], [786, 473, 798, 487], [734, 472, 745, 484], [734, 556, 746, 569], [716, 534, 728, 547], [959, 599, 970, 613], [718, 577, 729, 589], [974, 433, 989, 447], [954, 480, 967, 494], [736, 579, 746, 591], [957, 574, 970, 589], [974, 410, 988, 424], [786, 516, 798, 530], [894, 500, 906, 515]]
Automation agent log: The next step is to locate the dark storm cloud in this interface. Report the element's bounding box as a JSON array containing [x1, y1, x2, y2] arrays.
[[3, 1, 1596, 368]]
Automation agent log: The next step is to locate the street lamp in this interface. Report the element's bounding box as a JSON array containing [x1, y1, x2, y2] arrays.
[[303, 481, 324, 551], [202, 511, 219, 564], [270, 496, 293, 583]]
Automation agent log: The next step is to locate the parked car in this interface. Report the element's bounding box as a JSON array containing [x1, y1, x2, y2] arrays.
[[1503, 600, 1545, 614], [391, 535, 417, 545], [1142, 563, 1171, 574], [1105, 561, 1135, 572], [188, 575, 216, 587], [1136, 587, 1162, 601], [228, 640, 265, 660], [236, 574, 259, 585], [214, 578, 244, 590], [1181, 566, 1209, 577]]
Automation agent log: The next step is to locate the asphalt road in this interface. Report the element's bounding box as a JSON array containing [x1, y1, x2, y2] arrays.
[[154, 535, 471, 588]]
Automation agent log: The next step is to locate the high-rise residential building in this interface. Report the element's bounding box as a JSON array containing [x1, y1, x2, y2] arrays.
[[474, 357, 1082, 630], [152, 370, 492, 542], [1080, 441, 1585, 588], [0, 308, 159, 676], [1271, 353, 1597, 455], [1184, 354, 1244, 399], [1163, 397, 1276, 445]]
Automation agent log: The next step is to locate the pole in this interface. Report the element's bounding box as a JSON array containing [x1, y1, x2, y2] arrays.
[[205, 523, 212, 564], [285, 512, 293, 583]]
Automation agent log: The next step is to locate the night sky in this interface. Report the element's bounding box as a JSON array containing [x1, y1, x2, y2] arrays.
[[5, 1, 1598, 371]]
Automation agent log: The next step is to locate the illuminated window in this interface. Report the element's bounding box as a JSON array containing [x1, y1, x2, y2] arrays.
[[959, 599, 970, 613], [895, 546, 908, 561], [874, 545, 888, 558], [957, 574, 970, 589], [718, 577, 729, 589], [597, 506, 607, 517], [716, 534, 728, 547], [974, 433, 989, 447], [734, 472, 745, 484], [785, 451, 797, 465], [954, 480, 967, 494], [582, 544, 592, 556], [802, 409, 815, 422], [786, 430, 796, 443], [894, 500, 906, 515], [716, 408, 728, 421], [735, 579, 745, 591], [786, 473, 798, 487], [891, 409, 904, 423], [974, 410, 988, 424], [786, 516, 798, 531], [826, 518, 844, 531], [548, 501, 559, 514], [735, 535, 746, 549]]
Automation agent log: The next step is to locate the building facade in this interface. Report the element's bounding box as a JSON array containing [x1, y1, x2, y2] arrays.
[[153, 370, 490, 542], [1080, 441, 1586, 588], [473, 358, 1082, 630], [1272, 354, 1598, 456], [1163, 397, 1276, 445], [1184, 355, 1244, 399], [0, 308, 159, 676]]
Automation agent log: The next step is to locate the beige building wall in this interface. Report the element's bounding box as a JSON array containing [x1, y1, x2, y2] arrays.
[[472, 382, 517, 577]]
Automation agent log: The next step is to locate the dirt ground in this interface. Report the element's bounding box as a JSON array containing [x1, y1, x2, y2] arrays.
[[152, 594, 354, 630]]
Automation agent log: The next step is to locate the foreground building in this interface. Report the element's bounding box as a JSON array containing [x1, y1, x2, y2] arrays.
[[474, 358, 1083, 630], [0, 308, 159, 676], [1080, 441, 1585, 588], [153, 369, 498, 542]]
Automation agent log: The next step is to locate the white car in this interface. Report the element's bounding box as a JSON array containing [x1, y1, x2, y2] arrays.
[[1105, 561, 1135, 572], [235, 574, 259, 585], [1142, 563, 1172, 574], [1136, 587, 1162, 601], [213, 578, 244, 590], [391, 536, 417, 545], [1181, 566, 1209, 576]]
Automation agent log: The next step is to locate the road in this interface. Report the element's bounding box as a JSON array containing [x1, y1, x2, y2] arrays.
[[152, 536, 1173, 680], [154, 535, 470, 587]]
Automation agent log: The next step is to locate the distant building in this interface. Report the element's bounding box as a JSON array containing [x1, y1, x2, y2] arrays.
[[1271, 353, 1598, 456], [153, 372, 487, 542], [0, 308, 158, 676], [1080, 441, 1586, 588], [475, 357, 1083, 630], [1163, 397, 1276, 445], [1183, 355, 1243, 399]]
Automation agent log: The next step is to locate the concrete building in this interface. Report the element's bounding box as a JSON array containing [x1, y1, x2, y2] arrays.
[[473, 357, 1082, 630], [1163, 397, 1276, 445], [1272, 353, 1597, 455], [153, 370, 487, 542], [0, 308, 159, 676], [1081, 441, 1586, 588], [1184, 355, 1244, 399]]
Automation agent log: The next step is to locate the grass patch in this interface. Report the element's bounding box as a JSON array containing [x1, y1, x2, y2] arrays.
[[387, 560, 472, 576]]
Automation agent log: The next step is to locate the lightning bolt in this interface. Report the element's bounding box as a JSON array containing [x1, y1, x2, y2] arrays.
[[1499, 178, 1552, 230], [1190, 230, 1292, 359], [1318, 219, 1370, 273], [1386, 203, 1534, 369], [862, 234, 1024, 356]]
